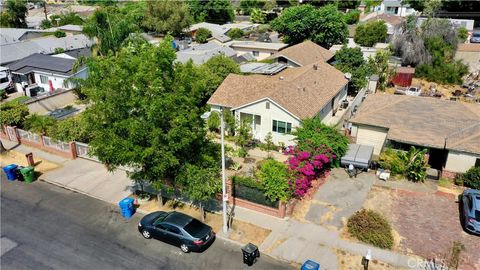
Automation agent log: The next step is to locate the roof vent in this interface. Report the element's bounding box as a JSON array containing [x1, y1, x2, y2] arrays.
[[344, 73, 352, 80], [313, 64, 318, 70], [279, 76, 284, 80]]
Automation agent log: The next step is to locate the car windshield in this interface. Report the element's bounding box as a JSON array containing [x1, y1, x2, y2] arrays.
[[473, 33, 480, 37], [153, 212, 169, 225], [183, 219, 206, 237]]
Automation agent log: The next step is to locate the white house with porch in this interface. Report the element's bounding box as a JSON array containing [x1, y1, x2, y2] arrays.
[[208, 60, 349, 145]]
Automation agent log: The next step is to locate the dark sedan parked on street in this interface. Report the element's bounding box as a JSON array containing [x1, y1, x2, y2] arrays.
[[138, 211, 215, 252], [462, 189, 480, 235]]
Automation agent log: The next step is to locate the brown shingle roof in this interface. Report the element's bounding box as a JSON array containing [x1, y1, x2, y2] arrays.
[[366, 14, 404, 26], [457, 43, 480, 52], [350, 94, 480, 154], [267, 40, 334, 65], [208, 61, 348, 119]]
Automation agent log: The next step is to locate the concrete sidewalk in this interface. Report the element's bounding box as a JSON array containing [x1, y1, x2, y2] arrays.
[[1, 139, 132, 204]]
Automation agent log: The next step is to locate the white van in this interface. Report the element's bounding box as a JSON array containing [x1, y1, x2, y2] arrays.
[[0, 66, 14, 93]]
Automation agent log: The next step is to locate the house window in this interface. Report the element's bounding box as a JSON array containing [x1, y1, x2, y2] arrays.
[[39, 75, 48, 84], [266, 102, 270, 109], [475, 158, 480, 167], [272, 120, 292, 134], [252, 51, 259, 57]]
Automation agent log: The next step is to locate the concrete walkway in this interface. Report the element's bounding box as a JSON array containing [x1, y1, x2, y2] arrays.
[[1, 139, 132, 204]]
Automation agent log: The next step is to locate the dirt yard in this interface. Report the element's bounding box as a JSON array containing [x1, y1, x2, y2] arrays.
[[337, 249, 407, 270], [1, 150, 60, 176], [138, 198, 271, 247], [365, 186, 480, 270]]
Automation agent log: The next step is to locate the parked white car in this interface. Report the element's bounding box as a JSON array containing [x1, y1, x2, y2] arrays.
[[405, 86, 422, 96], [0, 66, 14, 93]]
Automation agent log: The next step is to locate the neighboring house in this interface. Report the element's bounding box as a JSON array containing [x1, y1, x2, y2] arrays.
[[175, 41, 237, 65], [417, 17, 475, 32], [349, 94, 480, 175], [329, 38, 389, 60], [6, 53, 87, 96], [455, 43, 480, 73], [268, 40, 334, 67], [46, 24, 84, 34], [0, 34, 94, 65], [372, 0, 417, 17], [227, 41, 288, 61], [366, 14, 404, 38], [208, 61, 349, 145], [188, 22, 258, 44], [0, 28, 54, 45]]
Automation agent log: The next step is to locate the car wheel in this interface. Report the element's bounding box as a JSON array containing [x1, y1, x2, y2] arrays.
[[141, 229, 152, 239], [180, 244, 190, 253]]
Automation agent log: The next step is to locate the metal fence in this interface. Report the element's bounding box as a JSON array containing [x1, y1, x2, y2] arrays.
[[17, 128, 41, 144], [75, 141, 100, 162], [42, 136, 70, 152]]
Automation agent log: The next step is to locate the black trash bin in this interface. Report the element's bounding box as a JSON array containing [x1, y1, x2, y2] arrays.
[[241, 242, 260, 266]]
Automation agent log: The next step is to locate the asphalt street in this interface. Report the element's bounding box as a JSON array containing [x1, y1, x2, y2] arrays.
[[1, 178, 294, 270]]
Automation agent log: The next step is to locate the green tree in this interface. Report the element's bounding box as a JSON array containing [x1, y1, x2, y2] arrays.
[[187, 0, 235, 24], [344, 10, 360, 25], [80, 38, 219, 192], [227, 28, 245, 39], [178, 164, 220, 221], [47, 115, 93, 143], [203, 54, 240, 95], [40, 19, 52, 29], [263, 132, 275, 157], [354, 20, 388, 47], [0, 100, 29, 127], [240, 0, 265, 15], [457, 27, 468, 43], [143, 0, 191, 36], [0, 0, 28, 28], [334, 46, 370, 93], [195, 27, 212, 43], [235, 119, 252, 156], [54, 30, 67, 38], [271, 4, 347, 48], [250, 8, 266, 24], [293, 117, 349, 165], [256, 159, 291, 202], [367, 50, 393, 90], [24, 114, 57, 135], [83, 6, 139, 56], [206, 111, 220, 132]]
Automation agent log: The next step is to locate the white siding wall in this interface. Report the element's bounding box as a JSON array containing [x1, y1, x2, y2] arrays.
[[234, 99, 300, 146], [354, 125, 388, 155], [33, 68, 87, 91], [445, 151, 480, 173], [234, 48, 276, 61]]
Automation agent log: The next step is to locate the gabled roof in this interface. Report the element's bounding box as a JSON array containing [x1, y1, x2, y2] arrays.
[[229, 41, 288, 51], [0, 28, 53, 45], [176, 41, 236, 65], [267, 40, 334, 66], [366, 14, 404, 26], [208, 61, 348, 119], [350, 94, 480, 154], [0, 34, 94, 65], [7, 53, 78, 76]]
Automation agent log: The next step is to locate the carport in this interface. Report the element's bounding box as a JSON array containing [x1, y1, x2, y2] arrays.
[[341, 144, 374, 170]]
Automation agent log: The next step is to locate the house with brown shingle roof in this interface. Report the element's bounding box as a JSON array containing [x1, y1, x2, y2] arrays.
[[349, 94, 480, 175], [267, 40, 334, 67], [208, 60, 349, 145]]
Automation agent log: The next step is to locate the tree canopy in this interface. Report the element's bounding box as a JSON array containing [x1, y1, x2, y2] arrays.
[[334, 46, 370, 93], [0, 0, 28, 28], [78, 39, 238, 193], [271, 4, 348, 48], [354, 20, 388, 47], [143, 0, 191, 36], [240, 0, 265, 15], [195, 27, 212, 43], [187, 0, 235, 24]]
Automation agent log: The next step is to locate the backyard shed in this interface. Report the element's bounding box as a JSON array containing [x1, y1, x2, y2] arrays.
[[341, 144, 374, 169], [391, 66, 415, 87]]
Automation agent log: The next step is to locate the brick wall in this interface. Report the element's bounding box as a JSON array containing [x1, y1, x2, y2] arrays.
[[441, 169, 458, 180], [226, 178, 287, 218]]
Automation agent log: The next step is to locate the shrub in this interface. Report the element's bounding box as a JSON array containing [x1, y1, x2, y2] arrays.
[[462, 166, 480, 189], [379, 148, 406, 176], [227, 28, 244, 39], [344, 10, 360, 24], [47, 115, 93, 143], [206, 111, 220, 132], [24, 114, 57, 135], [54, 47, 65, 54], [0, 100, 29, 127], [195, 27, 211, 43], [54, 30, 66, 38], [256, 159, 292, 202], [347, 209, 394, 249], [379, 146, 429, 182]]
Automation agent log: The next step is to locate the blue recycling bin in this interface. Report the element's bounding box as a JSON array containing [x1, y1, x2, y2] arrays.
[[301, 260, 320, 270], [3, 164, 19, 181], [119, 197, 135, 218]]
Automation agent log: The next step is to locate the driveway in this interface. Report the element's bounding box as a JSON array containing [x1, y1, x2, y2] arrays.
[[305, 168, 375, 228]]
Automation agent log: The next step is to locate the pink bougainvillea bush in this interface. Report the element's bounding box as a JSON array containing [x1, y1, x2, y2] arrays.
[[285, 143, 336, 197]]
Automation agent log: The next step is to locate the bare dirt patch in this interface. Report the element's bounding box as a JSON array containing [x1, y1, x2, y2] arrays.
[[337, 250, 406, 270], [1, 150, 60, 175], [138, 198, 271, 247], [365, 187, 480, 270]]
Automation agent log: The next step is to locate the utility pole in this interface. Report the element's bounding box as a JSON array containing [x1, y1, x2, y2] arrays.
[[43, 0, 47, 21]]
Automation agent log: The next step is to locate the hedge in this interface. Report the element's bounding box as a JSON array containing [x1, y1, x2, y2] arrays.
[[347, 209, 394, 249]]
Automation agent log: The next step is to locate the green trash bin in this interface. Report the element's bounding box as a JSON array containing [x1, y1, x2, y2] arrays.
[[20, 166, 35, 183]]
